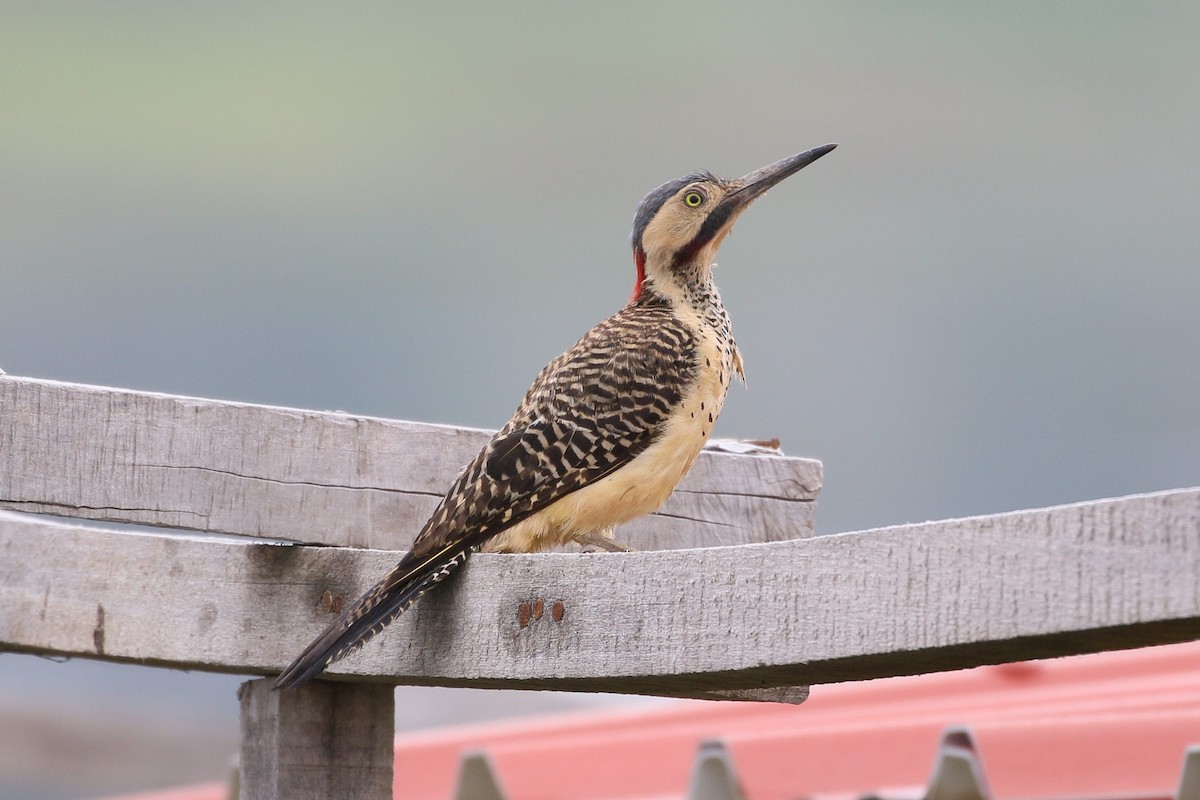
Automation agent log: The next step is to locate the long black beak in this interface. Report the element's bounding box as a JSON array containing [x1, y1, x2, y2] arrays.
[[725, 143, 838, 209], [674, 143, 836, 267]]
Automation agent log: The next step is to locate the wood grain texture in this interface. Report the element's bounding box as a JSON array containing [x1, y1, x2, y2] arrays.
[[238, 678, 393, 799], [0, 376, 819, 550], [4, 487, 1197, 695]]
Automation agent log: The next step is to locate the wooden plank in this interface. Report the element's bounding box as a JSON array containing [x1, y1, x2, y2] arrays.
[[3, 487, 1198, 695], [238, 678, 393, 799], [0, 375, 819, 550]]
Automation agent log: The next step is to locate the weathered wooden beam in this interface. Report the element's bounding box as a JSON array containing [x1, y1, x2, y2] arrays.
[[0, 375, 819, 550], [238, 678, 394, 799], [3, 487, 1198, 695]]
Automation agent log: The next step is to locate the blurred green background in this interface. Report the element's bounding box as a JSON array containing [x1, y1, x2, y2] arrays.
[[2, 2, 1198, 797]]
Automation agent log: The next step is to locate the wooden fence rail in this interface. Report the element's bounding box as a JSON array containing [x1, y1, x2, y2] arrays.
[[4, 488, 1199, 692], [2, 375, 1199, 799], [0, 376, 819, 550]]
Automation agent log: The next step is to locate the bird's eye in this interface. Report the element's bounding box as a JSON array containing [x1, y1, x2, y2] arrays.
[[683, 191, 705, 208]]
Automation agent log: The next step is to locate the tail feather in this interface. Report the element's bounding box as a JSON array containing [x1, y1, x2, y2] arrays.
[[273, 543, 471, 690]]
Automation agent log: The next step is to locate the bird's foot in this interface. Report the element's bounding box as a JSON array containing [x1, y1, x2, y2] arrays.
[[573, 530, 634, 553]]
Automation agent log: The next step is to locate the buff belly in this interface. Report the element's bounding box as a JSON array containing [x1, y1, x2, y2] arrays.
[[483, 333, 734, 554]]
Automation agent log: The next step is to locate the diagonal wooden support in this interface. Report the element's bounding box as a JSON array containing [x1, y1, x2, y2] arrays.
[[3, 485, 1198, 696], [238, 678, 394, 800]]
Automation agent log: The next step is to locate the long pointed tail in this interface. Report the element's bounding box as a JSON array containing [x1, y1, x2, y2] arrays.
[[273, 542, 471, 691]]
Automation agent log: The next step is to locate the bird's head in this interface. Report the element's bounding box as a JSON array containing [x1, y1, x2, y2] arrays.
[[629, 144, 836, 301]]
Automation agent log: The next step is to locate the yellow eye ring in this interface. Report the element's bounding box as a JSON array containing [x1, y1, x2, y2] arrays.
[[683, 191, 705, 208]]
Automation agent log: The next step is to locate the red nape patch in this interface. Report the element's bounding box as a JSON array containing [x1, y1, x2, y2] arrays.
[[631, 247, 646, 301]]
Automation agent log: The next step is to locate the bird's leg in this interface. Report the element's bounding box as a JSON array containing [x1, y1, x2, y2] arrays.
[[573, 528, 634, 553]]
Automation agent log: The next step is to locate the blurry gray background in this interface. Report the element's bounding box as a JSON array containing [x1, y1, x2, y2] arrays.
[[2, 2, 1198, 798]]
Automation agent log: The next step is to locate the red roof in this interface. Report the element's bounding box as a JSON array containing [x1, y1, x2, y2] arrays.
[[97, 641, 1200, 800]]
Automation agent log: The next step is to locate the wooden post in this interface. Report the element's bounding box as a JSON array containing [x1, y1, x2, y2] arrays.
[[238, 679, 394, 800]]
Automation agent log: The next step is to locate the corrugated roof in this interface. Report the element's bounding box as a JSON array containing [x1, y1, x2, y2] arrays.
[[96, 641, 1200, 800]]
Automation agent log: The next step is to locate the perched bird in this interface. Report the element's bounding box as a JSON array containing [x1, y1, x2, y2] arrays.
[[274, 144, 836, 690]]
